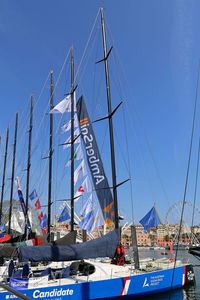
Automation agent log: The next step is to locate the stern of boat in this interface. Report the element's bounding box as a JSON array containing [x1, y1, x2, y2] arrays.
[[184, 264, 195, 286]]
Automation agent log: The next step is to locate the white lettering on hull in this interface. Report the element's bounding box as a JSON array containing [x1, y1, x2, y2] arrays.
[[33, 288, 74, 298]]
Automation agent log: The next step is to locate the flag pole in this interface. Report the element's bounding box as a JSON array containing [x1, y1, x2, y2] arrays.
[[25, 95, 34, 237], [100, 8, 119, 229], [8, 112, 18, 234], [47, 71, 54, 242], [0, 127, 9, 224], [70, 47, 75, 232]]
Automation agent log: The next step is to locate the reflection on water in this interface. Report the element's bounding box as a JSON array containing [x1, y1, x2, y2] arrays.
[[129, 249, 200, 299], [184, 285, 199, 300]]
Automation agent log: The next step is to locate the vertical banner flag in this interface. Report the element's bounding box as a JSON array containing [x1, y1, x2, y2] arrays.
[[15, 177, 32, 234], [77, 96, 114, 226]]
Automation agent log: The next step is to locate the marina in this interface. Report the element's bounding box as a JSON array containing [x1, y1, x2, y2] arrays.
[[0, 2, 199, 299]]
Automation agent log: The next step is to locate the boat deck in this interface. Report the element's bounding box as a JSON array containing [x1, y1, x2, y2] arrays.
[[25, 258, 185, 288]]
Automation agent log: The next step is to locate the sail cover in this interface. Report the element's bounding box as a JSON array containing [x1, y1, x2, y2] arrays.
[[76, 96, 115, 226], [51, 231, 77, 246], [0, 246, 18, 261], [18, 230, 119, 262], [139, 206, 162, 232]]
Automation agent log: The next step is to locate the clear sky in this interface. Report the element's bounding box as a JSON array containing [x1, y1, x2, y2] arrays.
[[1, 1, 200, 226]]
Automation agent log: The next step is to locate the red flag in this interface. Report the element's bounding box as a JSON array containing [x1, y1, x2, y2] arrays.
[[35, 199, 41, 210], [38, 212, 43, 220], [78, 185, 84, 193], [42, 227, 47, 234]]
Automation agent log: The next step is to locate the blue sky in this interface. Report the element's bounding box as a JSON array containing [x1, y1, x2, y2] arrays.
[[1, 1, 200, 225]]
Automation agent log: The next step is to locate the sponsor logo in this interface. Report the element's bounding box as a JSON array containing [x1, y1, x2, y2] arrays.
[[9, 278, 28, 290], [80, 122, 105, 185], [143, 278, 149, 287], [143, 274, 164, 288], [33, 288, 74, 298], [5, 294, 19, 299]]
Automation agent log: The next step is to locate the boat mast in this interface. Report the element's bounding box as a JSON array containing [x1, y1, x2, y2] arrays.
[[0, 127, 9, 224], [100, 8, 119, 229], [8, 112, 18, 234], [25, 95, 33, 237], [70, 47, 75, 232], [47, 70, 54, 242]]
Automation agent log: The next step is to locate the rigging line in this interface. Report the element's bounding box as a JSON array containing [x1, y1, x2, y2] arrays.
[[91, 35, 107, 119], [30, 150, 48, 192], [14, 136, 30, 178], [106, 21, 127, 99], [54, 51, 71, 136], [3, 97, 29, 147], [76, 22, 100, 92], [170, 62, 200, 292], [77, 26, 104, 121], [33, 71, 51, 110], [114, 122, 130, 172], [78, 55, 105, 123], [34, 132, 53, 198], [33, 48, 70, 154], [122, 103, 135, 223], [36, 158, 49, 194], [74, 8, 100, 84], [91, 25, 130, 174], [107, 16, 169, 202], [10, 104, 33, 181], [104, 13, 170, 206], [35, 48, 69, 147], [31, 125, 49, 192], [104, 23, 125, 98], [25, 126, 48, 190], [123, 110, 156, 202], [52, 135, 74, 198], [191, 138, 200, 231], [30, 71, 51, 154], [12, 106, 30, 170], [126, 100, 169, 203]]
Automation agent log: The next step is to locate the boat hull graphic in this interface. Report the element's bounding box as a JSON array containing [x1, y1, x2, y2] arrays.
[[0, 264, 195, 299]]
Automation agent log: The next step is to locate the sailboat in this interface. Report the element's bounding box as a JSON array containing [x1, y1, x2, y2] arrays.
[[0, 7, 196, 300], [0, 72, 76, 251]]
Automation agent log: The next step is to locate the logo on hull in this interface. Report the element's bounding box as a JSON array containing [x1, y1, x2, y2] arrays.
[[143, 278, 150, 287]]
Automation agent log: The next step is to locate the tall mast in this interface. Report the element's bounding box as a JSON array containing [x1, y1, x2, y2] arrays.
[[0, 127, 9, 224], [70, 47, 75, 231], [8, 112, 18, 234], [100, 8, 119, 229], [25, 95, 33, 236], [47, 71, 54, 242]]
